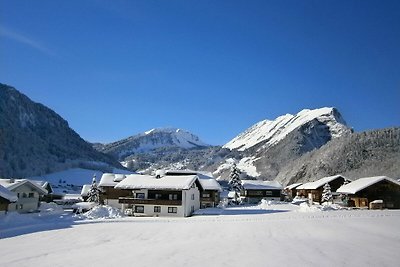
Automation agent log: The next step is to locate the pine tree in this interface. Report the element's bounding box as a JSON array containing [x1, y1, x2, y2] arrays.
[[86, 175, 101, 204], [228, 163, 243, 205], [321, 183, 333, 203]]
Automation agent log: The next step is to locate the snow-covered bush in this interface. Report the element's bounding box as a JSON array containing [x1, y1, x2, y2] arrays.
[[321, 183, 333, 203], [81, 205, 123, 220]]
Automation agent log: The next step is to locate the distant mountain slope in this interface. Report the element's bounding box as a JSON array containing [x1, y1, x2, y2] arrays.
[[275, 127, 400, 185], [224, 107, 350, 151], [0, 83, 122, 178], [95, 127, 209, 161]]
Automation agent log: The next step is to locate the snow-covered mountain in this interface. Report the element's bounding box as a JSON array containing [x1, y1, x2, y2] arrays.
[[95, 128, 209, 160], [224, 107, 350, 151]]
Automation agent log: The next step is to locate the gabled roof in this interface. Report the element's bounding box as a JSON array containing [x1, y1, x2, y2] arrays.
[[297, 175, 349, 190], [242, 180, 283, 190], [0, 184, 18, 202], [285, 183, 303, 190], [98, 173, 118, 187], [196, 174, 222, 192], [337, 176, 400, 194], [0, 179, 48, 195], [115, 174, 200, 190]]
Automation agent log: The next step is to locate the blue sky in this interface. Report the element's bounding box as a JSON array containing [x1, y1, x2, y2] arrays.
[[1, 0, 399, 145]]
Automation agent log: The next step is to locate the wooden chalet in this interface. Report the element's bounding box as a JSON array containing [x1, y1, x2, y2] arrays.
[[284, 183, 303, 200], [337, 176, 400, 209], [240, 180, 283, 204], [0, 184, 18, 213], [296, 175, 351, 204]]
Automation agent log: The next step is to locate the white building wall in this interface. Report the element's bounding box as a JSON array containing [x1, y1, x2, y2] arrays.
[[183, 186, 200, 217], [8, 184, 40, 213]]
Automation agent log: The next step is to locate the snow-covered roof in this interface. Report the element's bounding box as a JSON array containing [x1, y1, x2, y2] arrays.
[[113, 174, 126, 182], [242, 180, 283, 190], [285, 183, 303, 190], [336, 176, 400, 194], [98, 173, 118, 187], [197, 174, 222, 192], [0, 179, 48, 195], [0, 184, 18, 202], [297, 175, 349, 190], [115, 174, 200, 190], [81, 184, 91, 196]]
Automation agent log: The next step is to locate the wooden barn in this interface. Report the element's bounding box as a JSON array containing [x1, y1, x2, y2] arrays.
[[337, 176, 400, 209], [296, 175, 351, 204]]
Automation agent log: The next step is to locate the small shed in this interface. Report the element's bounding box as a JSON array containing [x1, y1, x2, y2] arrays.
[[337, 176, 400, 209]]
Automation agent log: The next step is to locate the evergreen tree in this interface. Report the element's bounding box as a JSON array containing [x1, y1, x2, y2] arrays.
[[321, 183, 333, 203], [228, 163, 243, 205], [86, 175, 101, 204]]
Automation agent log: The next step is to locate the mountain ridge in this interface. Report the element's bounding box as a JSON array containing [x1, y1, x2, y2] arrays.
[[0, 83, 123, 178]]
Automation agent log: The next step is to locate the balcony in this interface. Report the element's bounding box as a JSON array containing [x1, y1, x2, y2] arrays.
[[119, 197, 182, 206]]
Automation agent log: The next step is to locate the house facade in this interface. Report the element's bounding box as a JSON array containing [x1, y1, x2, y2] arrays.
[[160, 170, 222, 208], [337, 176, 400, 209], [0, 179, 48, 213], [240, 180, 283, 204], [116, 174, 202, 217], [296, 175, 351, 204]]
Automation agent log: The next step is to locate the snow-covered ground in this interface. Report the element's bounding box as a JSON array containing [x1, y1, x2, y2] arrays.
[[1, 203, 399, 267]]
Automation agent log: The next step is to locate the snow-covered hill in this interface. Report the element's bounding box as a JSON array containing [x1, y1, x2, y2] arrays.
[[95, 128, 209, 160], [224, 107, 350, 151]]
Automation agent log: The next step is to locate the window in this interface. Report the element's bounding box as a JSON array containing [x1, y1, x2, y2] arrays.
[[19, 204, 23, 210], [169, 194, 178, 200], [28, 192, 34, 198], [265, 191, 273, 196], [135, 206, 144, 213], [191, 206, 194, 213], [168, 207, 177, 213], [22, 193, 27, 198], [136, 193, 145, 199], [154, 206, 161, 213], [191, 194, 195, 200], [155, 193, 162, 199], [202, 193, 210, 198], [17, 193, 20, 198]]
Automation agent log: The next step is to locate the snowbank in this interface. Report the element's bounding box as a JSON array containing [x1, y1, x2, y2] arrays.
[[81, 205, 123, 220], [39, 202, 64, 214]]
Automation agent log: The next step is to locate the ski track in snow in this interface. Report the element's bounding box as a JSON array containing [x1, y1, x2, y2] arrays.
[[1, 206, 399, 267]]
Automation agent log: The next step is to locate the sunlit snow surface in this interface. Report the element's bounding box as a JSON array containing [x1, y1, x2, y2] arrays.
[[1, 203, 399, 267]]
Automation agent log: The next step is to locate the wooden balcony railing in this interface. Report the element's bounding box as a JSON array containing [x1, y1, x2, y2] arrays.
[[119, 197, 182, 206]]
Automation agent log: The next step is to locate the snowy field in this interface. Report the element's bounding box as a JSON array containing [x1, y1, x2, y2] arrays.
[[1, 203, 399, 267]]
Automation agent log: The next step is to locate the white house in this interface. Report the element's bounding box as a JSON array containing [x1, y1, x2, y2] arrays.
[[158, 170, 222, 208], [0, 179, 48, 213], [115, 174, 203, 217]]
